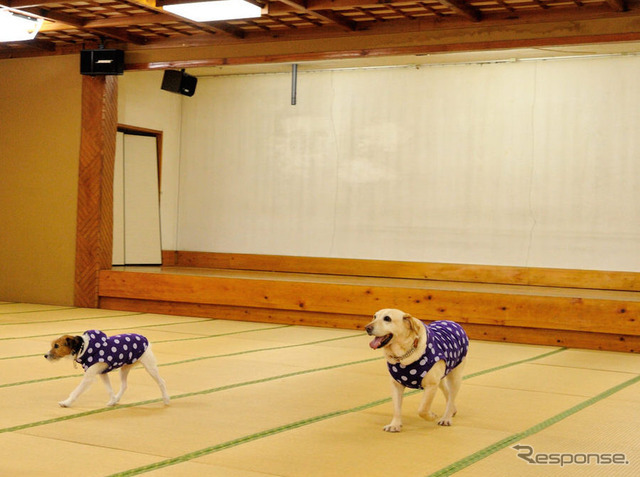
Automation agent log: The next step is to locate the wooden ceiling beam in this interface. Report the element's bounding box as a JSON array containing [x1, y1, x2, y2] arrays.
[[312, 9, 359, 30], [88, 27, 149, 45], [274, 0, 309, 12], [29, 37, 57, 50], [85, 13, 171, 28], [269, 0, 402, 14], [17, 6, 150, 45], [127, 28, 640, 72], [21, 7, 86, 27], [38, 13, 183, 32], [270, 0, 358, 31], [271, 0, 481, 24], [605, 0, 627, 10], [1, 0, 63, 7], [304, 0, 403, 8], [434, 0, 481, 21]]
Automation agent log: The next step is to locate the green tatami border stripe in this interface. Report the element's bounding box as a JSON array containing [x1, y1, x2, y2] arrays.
[[154, 324, 291, 344], [0, 306, 76, 315], [0, 317, 212, 342], [103, 347, 568, 476], [108, 396, 395, 477], [0, 324, 291, 361], [463, 346, 566, 380], [427, 372, 640, 477], [157, 332, 365, 368], [0, 344, 564, 437], [0, 355, 383, 435], [0, 330, 362, 389], [0, 312, 143, 326]]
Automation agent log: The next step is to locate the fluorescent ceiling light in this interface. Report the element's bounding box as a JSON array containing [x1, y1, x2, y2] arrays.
[[0, 8, 43, 42], [163, 0, 262, 22]]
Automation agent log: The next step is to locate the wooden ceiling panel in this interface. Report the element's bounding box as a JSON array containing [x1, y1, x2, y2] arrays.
[[0, 0, 639, 64]]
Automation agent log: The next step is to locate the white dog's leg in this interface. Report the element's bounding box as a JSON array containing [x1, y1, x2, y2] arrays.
[[139, 349, 170, 405], [384, 378, 405, 432], [107, 365, 132, 406], [438, 359, 465, 426], [418, 360, 446, 422], [59, 363, 107, 408], [100, 373, 117, 406]]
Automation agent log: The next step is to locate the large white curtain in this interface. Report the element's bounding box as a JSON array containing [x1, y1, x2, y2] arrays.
[[174, 57, 640, 271]]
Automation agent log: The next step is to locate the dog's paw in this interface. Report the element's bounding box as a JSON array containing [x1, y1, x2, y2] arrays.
[[419, 411, 438, 422], [383, 423, 402, 433], [58, 400, 71, 408], [106, 399, 118, 407], [162, 395, 171, 405], [438, 417, 453, 426]]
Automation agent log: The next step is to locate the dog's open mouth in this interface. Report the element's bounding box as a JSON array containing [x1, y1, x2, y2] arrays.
[[369, 334, 393, 349]]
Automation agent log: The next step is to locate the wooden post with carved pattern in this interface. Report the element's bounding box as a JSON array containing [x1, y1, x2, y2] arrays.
[[74, 74, 117, 308]]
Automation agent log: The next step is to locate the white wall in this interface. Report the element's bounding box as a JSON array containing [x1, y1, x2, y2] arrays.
[[125, 56, 640, 272], [118, 70, 183, 250]]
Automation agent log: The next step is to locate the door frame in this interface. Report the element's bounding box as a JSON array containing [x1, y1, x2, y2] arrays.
[[113, 125, 164, 266], [117, 124, 163, 193]]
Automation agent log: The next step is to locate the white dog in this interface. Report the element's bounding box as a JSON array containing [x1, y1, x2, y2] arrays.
[[365, 309, 468, 432], [45, 329, 170, 408]]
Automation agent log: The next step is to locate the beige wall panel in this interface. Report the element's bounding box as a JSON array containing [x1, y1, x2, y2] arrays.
[[0, 55, 81, 305], [113, 132, 125, 265], [117, 71, 183, 251]]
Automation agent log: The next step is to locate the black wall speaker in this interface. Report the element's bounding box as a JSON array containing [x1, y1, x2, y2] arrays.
[[80, 49, 124, 76], [161, 69, 197, 97]]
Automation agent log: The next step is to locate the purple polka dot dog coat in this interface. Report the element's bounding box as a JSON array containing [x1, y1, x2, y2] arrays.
[[387, 321, 468, 390], [76, 330, 149, 373]]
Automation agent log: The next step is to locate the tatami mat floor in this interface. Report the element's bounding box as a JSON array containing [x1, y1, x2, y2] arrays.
[[1, 302, 638, 476]]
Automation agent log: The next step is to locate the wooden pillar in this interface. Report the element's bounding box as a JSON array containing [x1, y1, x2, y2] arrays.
[[74, 75, 117, 308]]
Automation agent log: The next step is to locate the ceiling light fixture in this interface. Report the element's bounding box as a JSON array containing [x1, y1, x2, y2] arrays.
[[0, 8, 43, 42], [161, 0, 263, 22]]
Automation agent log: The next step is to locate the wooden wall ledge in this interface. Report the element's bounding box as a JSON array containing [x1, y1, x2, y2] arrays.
[[162, 251, 640, 292], [98, 261, 640, 352]]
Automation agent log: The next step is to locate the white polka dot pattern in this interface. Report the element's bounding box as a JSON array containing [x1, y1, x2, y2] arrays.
[[76, 330, 149, 373], [387, 321, 469, 390]]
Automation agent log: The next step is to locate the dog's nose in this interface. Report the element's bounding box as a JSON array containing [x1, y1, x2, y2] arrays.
[[365, 324, 373, 335]]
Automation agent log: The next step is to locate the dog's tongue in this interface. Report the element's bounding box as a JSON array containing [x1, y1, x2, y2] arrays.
[[369, 336, 387, 349]]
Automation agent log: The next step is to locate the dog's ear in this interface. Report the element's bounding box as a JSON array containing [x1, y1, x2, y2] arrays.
[[403, 313, 422, 336], [65, 336, 83, 353]]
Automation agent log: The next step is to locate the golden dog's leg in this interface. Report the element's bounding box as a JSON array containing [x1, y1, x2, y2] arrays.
[[384, 378, 405, 432], [438, 359, 465, 426], [418, 360, 446, 422]]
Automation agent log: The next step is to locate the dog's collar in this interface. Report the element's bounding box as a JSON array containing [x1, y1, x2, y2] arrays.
[[73, 336, 87, 366], [388, 337, 420, 363]]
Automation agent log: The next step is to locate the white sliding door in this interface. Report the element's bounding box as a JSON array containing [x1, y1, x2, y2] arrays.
[[112, 131, 162, 265]]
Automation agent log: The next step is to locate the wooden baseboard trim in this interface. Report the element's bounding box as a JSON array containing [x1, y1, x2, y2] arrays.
[[99, 269, 640, 336], [99, 297, 639, 353], [161, 250, 178, 266]]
